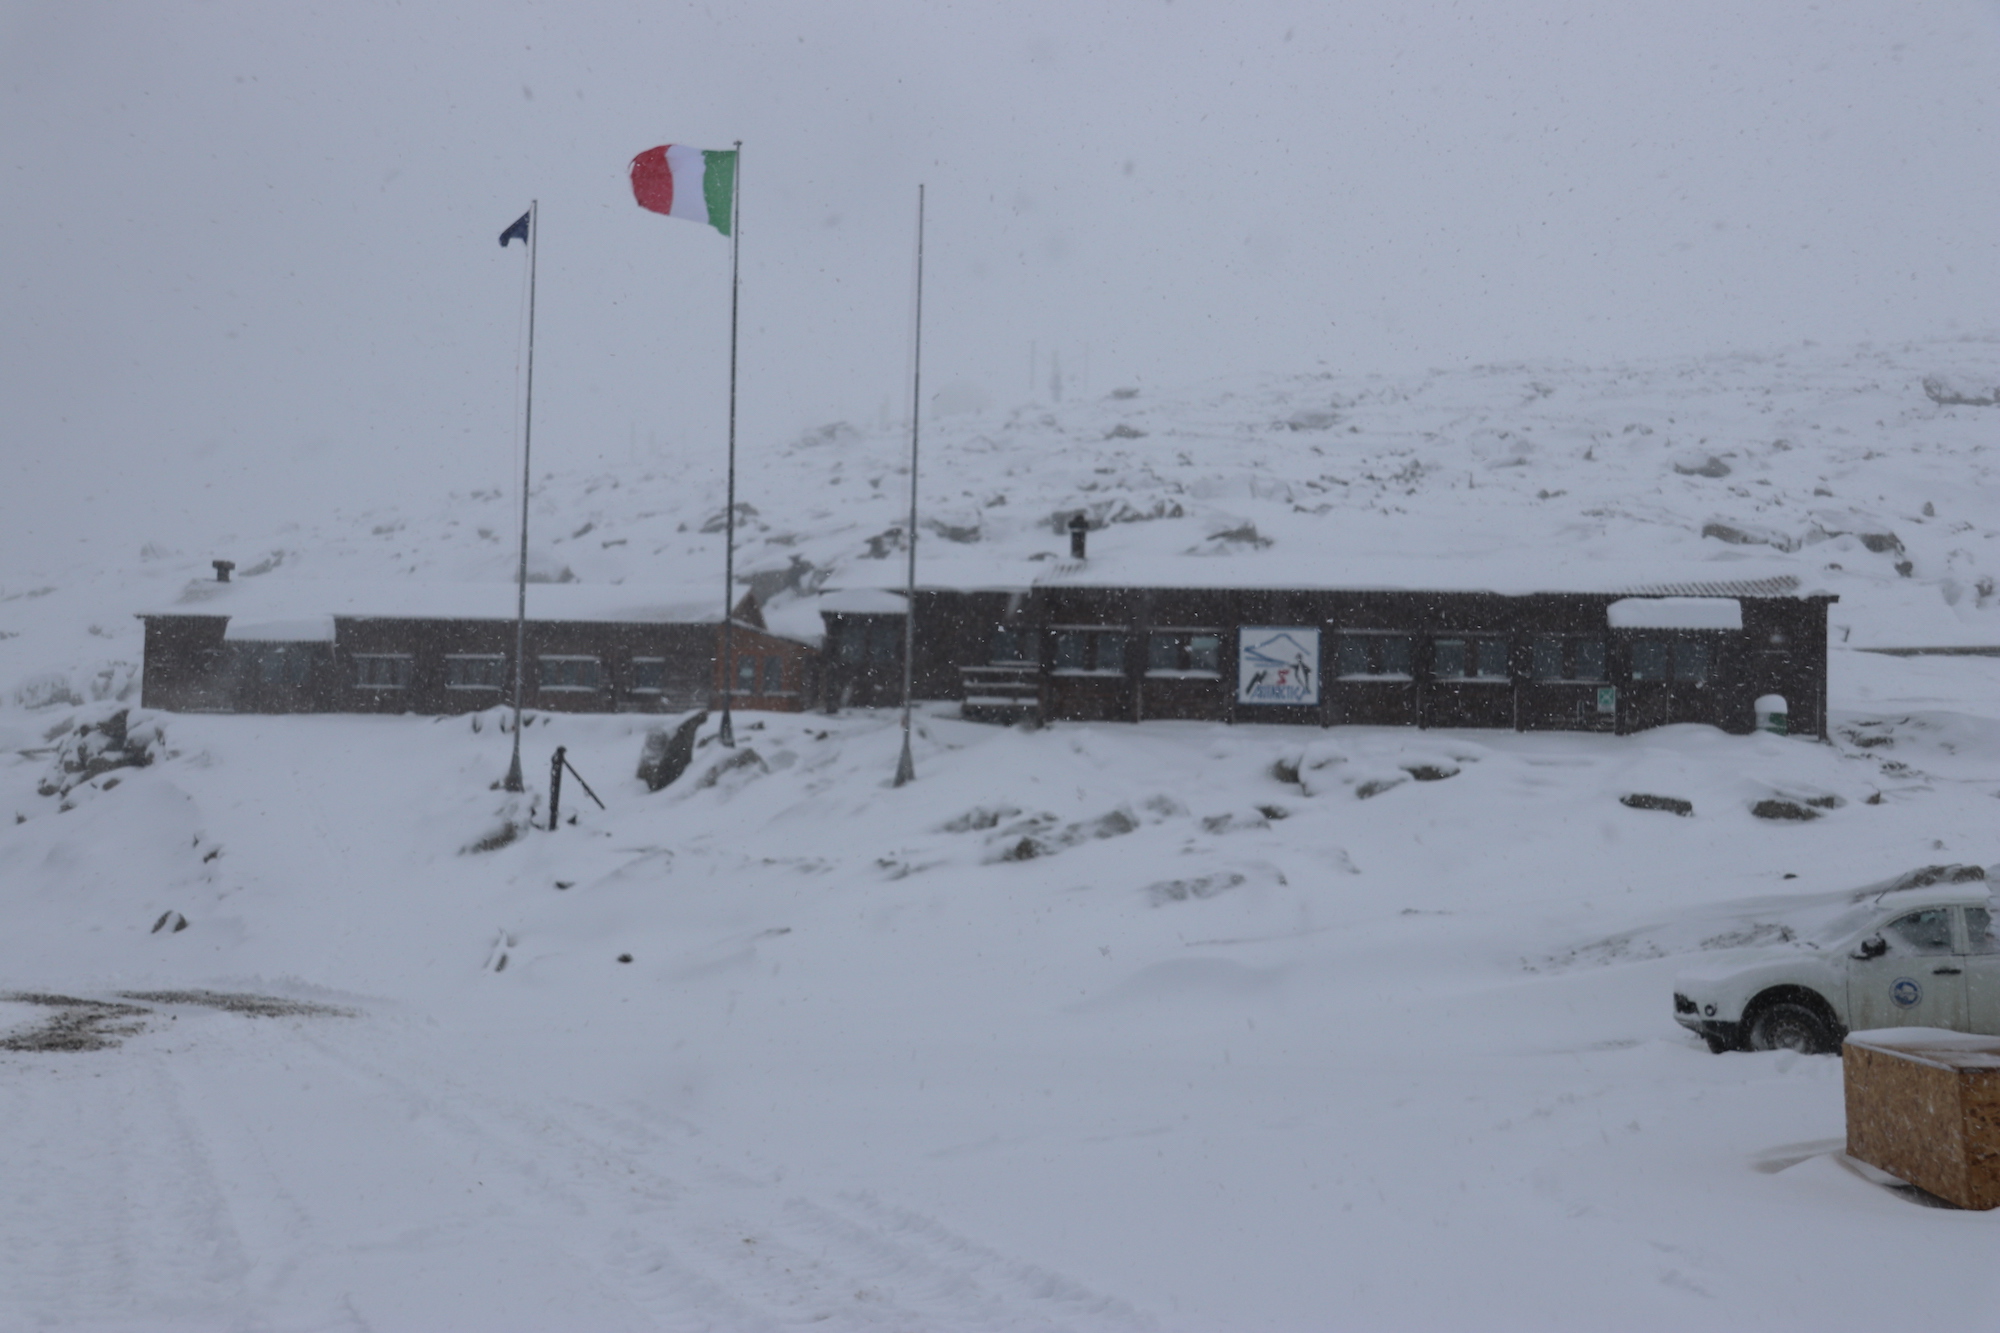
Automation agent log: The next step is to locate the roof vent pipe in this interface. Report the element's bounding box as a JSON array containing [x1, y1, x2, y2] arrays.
[[1068, 513, 1089, 560], [212, 560, 235, 583]]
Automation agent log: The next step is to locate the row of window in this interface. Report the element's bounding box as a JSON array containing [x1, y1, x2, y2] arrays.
[[345, 653, 789, 695], [834, 619, 905, 665], [1032, 631, 1712, 684]]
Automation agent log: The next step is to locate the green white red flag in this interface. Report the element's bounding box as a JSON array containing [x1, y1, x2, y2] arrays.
[[629, 146, 736, 236]]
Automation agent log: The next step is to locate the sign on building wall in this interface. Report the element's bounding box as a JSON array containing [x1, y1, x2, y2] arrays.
[[1238, 627, 1320, 706]]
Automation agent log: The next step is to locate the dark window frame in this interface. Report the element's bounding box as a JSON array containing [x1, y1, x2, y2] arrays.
[[444, 653, 508, 691], [1333, 631, 1415, 681], [1051, 626, 1130, 676], [353, 653, 413, 690], [537, 655, 602, 693], [1529, 636, 1609, 683], [1146, 628, 1222, 678], [1431, 636, 1509, 682]]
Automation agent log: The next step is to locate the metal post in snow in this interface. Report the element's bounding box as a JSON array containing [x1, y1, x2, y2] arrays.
[[719, 140, 743, 749], [548, 744, 565, 831], [894, 184, 925, 789], [504, 199, 539, 793]]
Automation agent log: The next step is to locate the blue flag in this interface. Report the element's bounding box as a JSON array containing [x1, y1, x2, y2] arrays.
[[499, 211, 530, 247]]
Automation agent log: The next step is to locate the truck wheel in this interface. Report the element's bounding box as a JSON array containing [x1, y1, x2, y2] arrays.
[[1703, 1033, 1734, 1055], [1748, 1001, 1836, 1055]]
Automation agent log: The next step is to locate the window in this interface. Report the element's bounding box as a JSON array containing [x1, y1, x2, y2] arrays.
[[1630, 638, 1709, 683], [837, 620, 866, 664], [1432, 638, 1506, 680], [1530, 638, 1608, 682], [354, 654, 412, 689], [735, 656, 758, 692], [868, 620, 902, 663], [1335, 634, 1413, 679], [1884, 908, 1955, 956], [1965, 906, 2000, 956], [763, 657, 786, 694], [445, 654, 506, 690], [631, 657, 665, 693], [1147, 630, 1221, 676], [1475, 639, 1508, 678], [252, 646, 313, 687], [1052, 629, 1128, 674], [1575, 639, 1606, 682], [990, 626, 1036, 664], [538, 656, 601, 692], [1630, 639, 1670, 682]]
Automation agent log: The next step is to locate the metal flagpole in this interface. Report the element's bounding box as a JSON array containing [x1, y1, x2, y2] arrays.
[[504, 198, 539, 793], [719, 142, 743, 749], [894, 184, 925, 788]]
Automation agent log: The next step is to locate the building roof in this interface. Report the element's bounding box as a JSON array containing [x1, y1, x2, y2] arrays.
[[147, 579, 742, 629]]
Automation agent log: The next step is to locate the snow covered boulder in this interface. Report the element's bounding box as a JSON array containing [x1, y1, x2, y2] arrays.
[[37, 707, 161, 801], [1922, 375, 1999, 408], [636, 711, 707, 792]]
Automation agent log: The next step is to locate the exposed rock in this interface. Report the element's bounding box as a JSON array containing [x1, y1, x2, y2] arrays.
[[1621, 793, 1694, 817], [1047, 498, 1186, 534], [700, 502, 760, 534], [693, 746, 768, 790], [1673, 454, 1732, 478], [1701, 521, 1797, 552], [1190, 523, 1273, 554], [1751, 799, 1820, 822], [1922, 375, 1999, 408], [38, 708, 160, 800], [741, 556, 825, 603], [636, 711, 708, 792], [1146, 873, 1247, 906], [922, 517, 982, 544]]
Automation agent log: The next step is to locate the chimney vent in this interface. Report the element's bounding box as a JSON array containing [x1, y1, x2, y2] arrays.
[[212, 560, 235, 583], [1068, 513, 1089, 560]]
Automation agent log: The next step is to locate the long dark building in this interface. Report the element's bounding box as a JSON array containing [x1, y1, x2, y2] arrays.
[[138, 561, 1835, 739], [817, 571, 1835, 739], [138, 578, 818, 717]]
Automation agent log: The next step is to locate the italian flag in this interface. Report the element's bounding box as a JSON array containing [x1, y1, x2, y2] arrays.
[[629, 145, 736, 236]]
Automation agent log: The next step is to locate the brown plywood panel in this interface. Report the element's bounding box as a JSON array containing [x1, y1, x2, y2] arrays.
[[1845, 1031, 2000, 1210]]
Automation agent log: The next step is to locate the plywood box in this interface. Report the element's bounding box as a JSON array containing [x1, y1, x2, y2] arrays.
[[1844, 1027, 2000, 1210]]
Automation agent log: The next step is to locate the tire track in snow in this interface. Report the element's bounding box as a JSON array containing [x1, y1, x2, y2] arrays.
[[286, 1023, 1155, 1329], [0, 1043, 257, 1326]]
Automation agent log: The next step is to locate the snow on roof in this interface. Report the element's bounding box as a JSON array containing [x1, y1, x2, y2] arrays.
[[222, 616, 336, 643], [1028, 547, 1817, 599], [150, 579, 732, 627], [1606, 597, 1744, 631], [814, 588, 909, 615]]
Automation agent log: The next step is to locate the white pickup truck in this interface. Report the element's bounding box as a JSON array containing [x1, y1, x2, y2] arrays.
[[1673, 864, 1998, 1054]]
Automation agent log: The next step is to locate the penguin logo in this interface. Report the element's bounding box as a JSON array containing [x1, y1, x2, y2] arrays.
[[1891, 977, 1922, 1009]]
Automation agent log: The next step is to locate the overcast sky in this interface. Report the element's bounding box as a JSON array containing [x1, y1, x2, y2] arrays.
[[4, 1, 1998, 570]]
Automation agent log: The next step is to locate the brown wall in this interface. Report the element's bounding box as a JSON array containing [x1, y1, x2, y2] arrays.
[[1025, 586, 1835, 738], [139, 614, 817, 718]]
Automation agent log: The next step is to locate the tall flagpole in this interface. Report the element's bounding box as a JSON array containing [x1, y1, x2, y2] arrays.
[[504, 198, 539, 793], [719, 141, 743, 749], [894, 184, 924, 788]]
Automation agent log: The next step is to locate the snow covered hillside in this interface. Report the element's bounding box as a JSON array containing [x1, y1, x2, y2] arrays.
[[4, 337, 2000, 1330]]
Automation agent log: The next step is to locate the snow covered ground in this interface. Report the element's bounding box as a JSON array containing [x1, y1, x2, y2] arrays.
[[4, 339, 2000, 1329]]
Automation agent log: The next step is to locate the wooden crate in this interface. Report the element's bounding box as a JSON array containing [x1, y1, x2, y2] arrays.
[[1844, 1028, 2000, 1210]]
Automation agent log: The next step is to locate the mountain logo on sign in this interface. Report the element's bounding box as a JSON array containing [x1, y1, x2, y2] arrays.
[[1239, 629, 1318, 705]]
